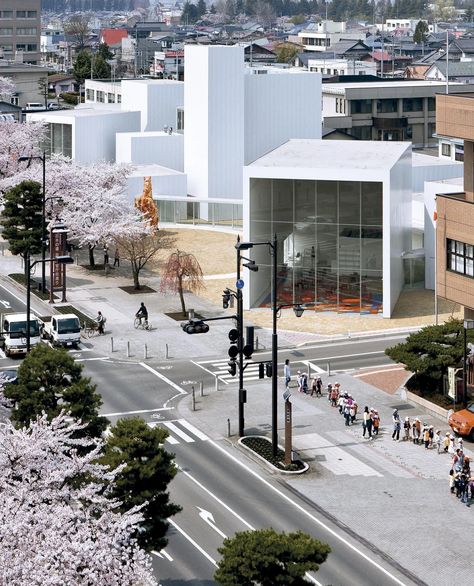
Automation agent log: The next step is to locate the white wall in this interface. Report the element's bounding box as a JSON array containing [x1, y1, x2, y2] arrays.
[[412, 154, 463, 192], [74, 111, 141, 163], [184, 45, 245, 200], [121, 80, 183, 132], [386, 147, 412, 317], [244, 72, 322, 165], [116, 131, 184, 171], [126, 169, 187, 202]]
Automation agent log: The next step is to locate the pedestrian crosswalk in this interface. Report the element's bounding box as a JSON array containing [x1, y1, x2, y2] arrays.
[[148, 418, 210, 445], [192, 358, 263, 384]]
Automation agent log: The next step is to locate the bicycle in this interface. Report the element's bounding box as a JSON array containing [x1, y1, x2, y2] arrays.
[[134, 317, 151, 331], [81, 321, 103, 338]]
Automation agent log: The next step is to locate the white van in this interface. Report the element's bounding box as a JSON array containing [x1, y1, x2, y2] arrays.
[[25, 102, 45, 111]]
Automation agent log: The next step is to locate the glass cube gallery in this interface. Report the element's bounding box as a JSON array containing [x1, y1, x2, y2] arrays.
[[249, 178, 383, 314]]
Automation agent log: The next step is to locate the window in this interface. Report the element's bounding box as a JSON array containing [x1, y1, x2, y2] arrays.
[[177, 108, 184, 131], [16, 27, 37, 35], [0, 27, 13, 35], [447, 238, 474, 277], [47, 123, 72, 158], [441, 143, 451, 157], [336, 98, 339, 113], [86, 88, 94, 101], [0, 43, 13, 52], [16, 43, 37, 52], [117, 94, 122, 103], [107, 92, 115, 103], [0, 11, 13, 18], [10, 95, 18, 106], [351, 99, 372, 114], [16, 10, 37, 18], [403, 98, 423, 112], [377, 99, 397, 113], [96, 90, 104, 103], [428, 97, 435, 111]]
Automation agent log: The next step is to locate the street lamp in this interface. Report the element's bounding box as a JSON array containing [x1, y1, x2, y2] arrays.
[[26, 254, 73, 351], [463, 319, 474, 407], [237, 235, 306, 456]]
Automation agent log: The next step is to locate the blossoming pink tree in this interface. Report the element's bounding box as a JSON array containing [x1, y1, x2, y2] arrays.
[[0, 413, 157, 586], [0, 76, 15, 98]]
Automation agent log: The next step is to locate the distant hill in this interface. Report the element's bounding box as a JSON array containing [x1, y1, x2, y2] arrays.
[[42, 0, 150, 11]]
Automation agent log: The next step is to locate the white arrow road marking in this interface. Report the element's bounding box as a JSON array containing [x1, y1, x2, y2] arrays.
[[169, 519, 217, 567], [196, 507, 227, 539], [151, 549, 173, 561], [0, 300, 11, 308]]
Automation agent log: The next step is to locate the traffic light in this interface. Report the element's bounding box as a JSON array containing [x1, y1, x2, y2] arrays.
[[243, 325, 254, 359], [228, 359, 237, 376], [222, 289, 231, 309], [228, 328, 239, 359], [181, 319, 210, 334], [265, 362, 272, 378], [258, 363, 265, 379]]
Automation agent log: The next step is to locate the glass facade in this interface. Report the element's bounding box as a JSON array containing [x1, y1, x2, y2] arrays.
[[249, 179, 383, 314], [44, 123, 72, 158], [156, 198, 242, 230]]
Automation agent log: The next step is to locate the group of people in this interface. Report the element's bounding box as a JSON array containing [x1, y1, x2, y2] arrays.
[[103, 245, 120, 267], [449, 446, 474, 506], [93, 302, 148, 335]]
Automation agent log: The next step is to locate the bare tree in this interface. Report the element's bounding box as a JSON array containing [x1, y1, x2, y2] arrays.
[[64, 14, 91, 50], [160, 250, 205, 316], [115, 231, 175, 290]]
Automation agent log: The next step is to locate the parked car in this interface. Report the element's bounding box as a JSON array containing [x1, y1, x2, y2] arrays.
[[448, 403, 474, 439], [47, 102, 60, 110], [25, 102, 45, 111]]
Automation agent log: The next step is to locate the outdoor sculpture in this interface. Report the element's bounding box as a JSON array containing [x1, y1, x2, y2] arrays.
[[134, 176, 159, 230]]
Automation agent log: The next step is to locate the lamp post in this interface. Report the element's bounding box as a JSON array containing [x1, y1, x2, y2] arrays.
[[26, 254, 73, 351], [463, 319, 474, 407]]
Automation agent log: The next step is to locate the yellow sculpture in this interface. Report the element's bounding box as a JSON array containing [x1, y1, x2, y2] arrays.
[[134, 176, 159, 229]]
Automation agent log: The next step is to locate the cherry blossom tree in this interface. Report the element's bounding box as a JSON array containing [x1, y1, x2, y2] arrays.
[[0, 119, 47, 183], [160, 249, 205, 315], [0, 76, 15, 98], [0, 413, 157, 586]]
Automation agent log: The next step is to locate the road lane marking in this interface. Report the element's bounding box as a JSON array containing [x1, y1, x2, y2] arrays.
[[151, 549, 173, 562], [178, 419, 209, 441], [102, 407, 174, 418], [162, 421, 194, 443], [302, 360, 325, 374], [168, 519, 217, 567], [197, 507, 227, 539], [207, 439, 408, 586], [353, 366, 406, 377], [75, 357, 110, 362], [139, 362, 187, 394]]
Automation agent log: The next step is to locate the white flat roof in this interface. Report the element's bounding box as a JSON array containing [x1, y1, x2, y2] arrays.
[[412, 152, 463, 167], [248, 139, 409, 171], [128, 164, 184, 177], [324, 80, 465, 90]]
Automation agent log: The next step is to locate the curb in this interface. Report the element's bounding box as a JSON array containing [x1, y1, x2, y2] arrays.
[[238, 436, 309, 475]]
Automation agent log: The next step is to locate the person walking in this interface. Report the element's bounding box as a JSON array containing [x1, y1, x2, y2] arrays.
[[362, 406, 372, 439], [96, 311, 105, 335], [403, 417, 411, 441], [330, 385, 338, 406], [434, 430, 442, 454], [284, 359, 291, 389], [443, 432, 450, 453], [114, 247, 120, 267], [104, 245, 109, 265], [422, 425, 430, 449], [315, 376, 322, 397], [372, 410, 380, 436], [343, 402, 351, 426], [392, 409, 401, 441]]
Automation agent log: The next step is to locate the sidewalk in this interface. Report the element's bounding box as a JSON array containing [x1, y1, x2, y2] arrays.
[[178, 373, 472, 586]]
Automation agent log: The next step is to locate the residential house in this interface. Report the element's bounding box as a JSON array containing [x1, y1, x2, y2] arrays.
[[297, 21, 365, 52], [425, 61, 474, 84], [0, 62, 48, 107], [47, 73, 77, 96]]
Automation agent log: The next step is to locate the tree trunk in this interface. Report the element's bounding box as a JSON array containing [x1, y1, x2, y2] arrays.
[[133, 263, 140, 289], [178, 276, 186, 315], [88, 244, 95, 267], [23, 254, 28, 281]]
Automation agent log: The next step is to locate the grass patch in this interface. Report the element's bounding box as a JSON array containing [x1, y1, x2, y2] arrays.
[[9, 273, 57, 301], [241, 436, 306, 472]]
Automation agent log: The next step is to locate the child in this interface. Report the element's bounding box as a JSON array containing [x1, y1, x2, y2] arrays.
[[434, 430, 442, 454], [423, 426, 430, 449], [428, 425, 434, 448], [372, 411, 380, 435], [449, 469, 456, 494], [403, 417, 411, 441], [443, 432, 450, 453]]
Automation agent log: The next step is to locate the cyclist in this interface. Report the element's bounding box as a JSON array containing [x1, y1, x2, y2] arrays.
[[96, 311, 105, 335], [136, 302, 148, 326]]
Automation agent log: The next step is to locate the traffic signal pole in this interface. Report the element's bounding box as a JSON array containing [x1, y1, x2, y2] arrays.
[[270, 233, 278, 456], [237, 245, 245, 437]]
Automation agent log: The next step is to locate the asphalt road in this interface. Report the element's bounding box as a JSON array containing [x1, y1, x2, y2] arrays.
[[75, 357, 418, 586]]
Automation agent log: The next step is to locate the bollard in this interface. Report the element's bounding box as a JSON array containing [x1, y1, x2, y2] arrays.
[[192, 386, 196, 411], [348, 330, 351, 339], [165, 343, 169, 359], [111, 337, 114, 352], [144, 344, 148, 360], [127, 341, 130, 358], [200, 381, 203, 397], [255, 336, 259, 351], [327, 360, 331, 376], [307, 362, 311, 378], [227, 418, 231, 438], [215, 375, 219, 392]]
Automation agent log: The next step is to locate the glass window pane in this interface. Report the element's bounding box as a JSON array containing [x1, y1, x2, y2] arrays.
[[295, 180, 315, 223], [339, 270, 361, 312], [339, 225, 361, 269], [316, 224, 337, 269], [361, 182, 383, 225], [316, 181, 337, 223], [456, 242, 464, 255], [467, 245, 473, 258], [361, 271, 383, 314], [361, 230, 382, 270], [456, 256, 464, 273], [450, 254, 456, 271], [467, 259, 474, 277], [272, 179, 293, 223], [249, 178, 271, 222], [449, 239, 455, 252], [339, 181, 360, 224]]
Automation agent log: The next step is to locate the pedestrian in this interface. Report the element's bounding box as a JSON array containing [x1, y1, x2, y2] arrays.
[[296, 371, 303, 392], [434, 430, 442, 454], [337, 394, 345, 414], [443, 432, 450, 453], [350, 401, 357, 423], [343, 402, 351, 426], [413, 418, 421, 444], [392, 409, 401, 441], [114, 247, 120, 267], [457, 437, 464, 453], [327, 382, 333, 403], [448, 434, 456, 455], [330, 386, 338, 406], [96, 311, 105, 335], [104, 245, 109, 265], [284, 359, 291, 389], [402, 417, 410, 441], [372, 410, 380, 436], [422, 426, 430, 449], [362, 406, 372, 439], [316, 376, 322, 397], [449, 469, 456, 494], [300, 372, 308, 394], [428, 425, 434, 448]]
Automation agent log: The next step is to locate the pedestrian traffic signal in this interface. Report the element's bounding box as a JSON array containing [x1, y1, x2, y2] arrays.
[[228, 328, 240, 358], [181, 319, 210, 334], [243, 325, 254, 359], [265, 362, 272, 377], [258, 363, 265, 379], [228, 359, 237, 376]]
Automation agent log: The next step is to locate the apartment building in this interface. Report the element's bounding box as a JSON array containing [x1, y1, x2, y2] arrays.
[[323, 80, 474, 147], [0, 0, 41, 64], [436, 93, 474, 320], [297, 21, 364, 52]]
